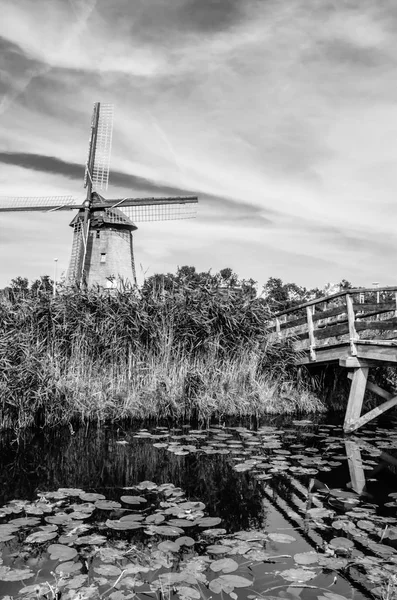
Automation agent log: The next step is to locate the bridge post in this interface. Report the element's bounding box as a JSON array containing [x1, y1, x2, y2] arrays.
[[343, 367, 369, 432]]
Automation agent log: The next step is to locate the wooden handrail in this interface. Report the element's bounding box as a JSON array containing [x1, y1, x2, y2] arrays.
[[269, 286, 397, 356], [273, 286, 397, 318]]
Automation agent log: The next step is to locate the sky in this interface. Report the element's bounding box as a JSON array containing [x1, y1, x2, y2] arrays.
[[1, 0, 397, 290]]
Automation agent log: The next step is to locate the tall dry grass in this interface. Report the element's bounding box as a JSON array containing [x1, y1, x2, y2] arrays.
[[0, 284, 323, 431]]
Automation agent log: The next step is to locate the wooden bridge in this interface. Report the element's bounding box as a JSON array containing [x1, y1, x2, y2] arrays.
[[269, 286, 397, 434]]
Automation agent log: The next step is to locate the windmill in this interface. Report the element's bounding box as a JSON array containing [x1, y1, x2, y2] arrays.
[[0, 103, 198, 288]]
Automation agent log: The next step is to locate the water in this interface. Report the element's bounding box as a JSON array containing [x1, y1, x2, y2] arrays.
[[1, 414, 397, 600]]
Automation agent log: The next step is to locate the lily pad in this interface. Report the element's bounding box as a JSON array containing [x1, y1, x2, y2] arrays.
[[55, 561, 83, 574], [209, 574, 253, 593], [268, 533, 296, 544], [48, 544, 78, 561], [120, 495, 147, 505], [294, 552, 319, 565], [210, 558, 239, 573], [95, 500, 122, 510], [94, 564, 122, 577], [147, 525, 184, 537], [176, 536, 195, 547], [196, 517, 222, 528], [329, 537, 354, 550], [158, 540, 181, 553], [280, 568, 317, 582], [25, 531, 57, 544]]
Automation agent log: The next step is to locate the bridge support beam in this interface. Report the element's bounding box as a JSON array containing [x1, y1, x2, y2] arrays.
[[344, 367, 369, 433], [343, 362, 397, 433]]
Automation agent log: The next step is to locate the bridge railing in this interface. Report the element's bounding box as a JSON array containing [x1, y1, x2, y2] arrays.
[[268, 286, 397, 360]]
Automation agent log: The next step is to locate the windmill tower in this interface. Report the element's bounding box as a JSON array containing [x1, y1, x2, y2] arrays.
[[0, 103, 198, 288]]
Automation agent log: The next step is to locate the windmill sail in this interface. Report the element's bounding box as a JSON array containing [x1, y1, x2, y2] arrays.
[[67, 221, 85, 284], [0, 196, 80, 212], [99, 196, 198, 223], [92, 104, 114, 191]]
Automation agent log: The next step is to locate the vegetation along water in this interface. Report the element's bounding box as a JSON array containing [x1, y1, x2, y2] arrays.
[[0, 268, 326, 433]]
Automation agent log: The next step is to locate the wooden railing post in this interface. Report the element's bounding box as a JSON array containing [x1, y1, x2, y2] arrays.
[[306, 306, 316, 361], [346, 293, 358, 356]]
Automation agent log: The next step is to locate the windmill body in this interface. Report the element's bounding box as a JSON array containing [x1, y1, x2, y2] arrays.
[[67, 193, 138, 288], [0, 103, 198, 288]]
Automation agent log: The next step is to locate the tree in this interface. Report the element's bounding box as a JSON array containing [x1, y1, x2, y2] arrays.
[[31, 276, 53, 297], [262, 277, 320, 312]]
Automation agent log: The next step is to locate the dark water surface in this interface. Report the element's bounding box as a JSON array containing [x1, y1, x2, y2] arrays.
[[1, 414, 397, 600]]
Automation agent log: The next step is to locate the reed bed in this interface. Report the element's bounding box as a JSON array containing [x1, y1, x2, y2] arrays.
[[0, 284, 324, 431]]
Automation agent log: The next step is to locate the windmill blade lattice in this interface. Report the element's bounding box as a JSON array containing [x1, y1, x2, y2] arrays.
[[0, 196, 80, 212], [92, 104, 114, 191], [108, 203, 197, 223]]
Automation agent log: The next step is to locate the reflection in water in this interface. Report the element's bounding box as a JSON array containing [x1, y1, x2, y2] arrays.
[[0, 427, 267, 533], [345, 439, 367, 495]]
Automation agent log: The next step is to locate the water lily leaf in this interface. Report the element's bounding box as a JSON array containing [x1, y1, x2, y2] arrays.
[[268, 533, 296, 544], [329, 538, 354, 550], [120, 496, 147, 505], [45, 514, 74, 525], [206, 545, 230, 555], [196, 517, 221, 528], [176, 536, 195, 547], [55, 561, 83, 574], [210, 558, 239, 573], [94, 564, 122, 577], [177, 502, 206, 511], [65, 574, 89, 589], [294, 552, 319, 565], [25, 531, 57, 544], [74, 534, 107, 545], [136, 481, 158, 490], [106, 519, 142, 531], [120, 514, 144, 522], [245, 549, 272, 561], [9, 517, 40, 527], [318, 556, 349, 569], [158, 540, 180, 553], [0, 567, 33, 581], [79, 493, 106, 502], [48, 544, 78, 561], [234, 531, 267, 541], [58, 535, 78, 545], [357, 520, 376, 532], [145, 513, 165, 525], [209, 574, 252, 593], [201, 529, 226, 537], [233, 464, 253, 472], [18, 584, 52, 596], [25, 506, 43, 515], [123, 564, 150, 575], [176, 586, 201, 599], [280, 568, 317, 582], [95, 500, 122, 510], [147, 525, 184, 537], [307, 508, 334, 519]]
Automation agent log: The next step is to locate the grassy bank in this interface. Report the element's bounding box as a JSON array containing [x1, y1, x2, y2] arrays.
[[0, 283, 324, 431]]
